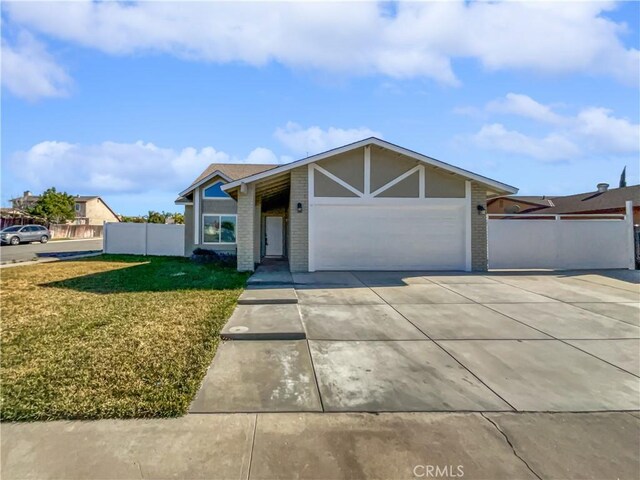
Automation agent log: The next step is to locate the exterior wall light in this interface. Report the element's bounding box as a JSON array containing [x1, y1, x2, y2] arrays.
[[477, 205, 486, 215], [297, 202, 303, 213]]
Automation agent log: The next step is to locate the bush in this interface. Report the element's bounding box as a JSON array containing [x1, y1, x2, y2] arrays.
[[190, 248, 236, 267]]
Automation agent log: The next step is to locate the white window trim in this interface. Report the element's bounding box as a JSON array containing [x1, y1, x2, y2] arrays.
[[202, 213, 238, 245], [202, 181, 230, 199]]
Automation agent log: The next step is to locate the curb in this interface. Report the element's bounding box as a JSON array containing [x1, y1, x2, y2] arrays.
[[0, 252, 103, 269]]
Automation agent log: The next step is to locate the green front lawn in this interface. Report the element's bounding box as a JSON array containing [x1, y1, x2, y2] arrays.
[[1, 255, 249, 421]]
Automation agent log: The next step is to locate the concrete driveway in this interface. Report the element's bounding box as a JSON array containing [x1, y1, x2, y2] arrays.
[[192, 268, 640, 414]]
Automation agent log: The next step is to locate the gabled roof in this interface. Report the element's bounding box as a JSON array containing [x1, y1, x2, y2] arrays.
[[488, 195, 556, 208], [11, 194, 100, 203], [179, 163, 278, 197], [74, 196, 99, 202], [220, 137, 518, 195], [536, 185, 640, 214]]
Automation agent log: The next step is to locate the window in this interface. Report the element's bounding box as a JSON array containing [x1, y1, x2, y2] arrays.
[[203, 181, 229, 199], [203, 214, 236, 244], [75, 203, 81, 211]]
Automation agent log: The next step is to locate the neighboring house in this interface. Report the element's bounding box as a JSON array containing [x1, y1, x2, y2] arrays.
[[487, 184, 640, 224], [176, 137, 517, 272], [10, 192, 120, 225]]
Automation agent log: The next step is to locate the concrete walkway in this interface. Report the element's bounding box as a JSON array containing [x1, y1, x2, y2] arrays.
[[2, 412, 638, 479]]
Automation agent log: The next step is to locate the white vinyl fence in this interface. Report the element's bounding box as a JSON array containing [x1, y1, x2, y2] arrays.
[[104, 222, 185, 256], [488, 201, 635, 270]]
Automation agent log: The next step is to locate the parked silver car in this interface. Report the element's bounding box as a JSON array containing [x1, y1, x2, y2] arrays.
[[0, 225, 51, 245]]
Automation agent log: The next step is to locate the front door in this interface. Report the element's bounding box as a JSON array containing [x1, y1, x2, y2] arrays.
[[265, 216, 283, 256]]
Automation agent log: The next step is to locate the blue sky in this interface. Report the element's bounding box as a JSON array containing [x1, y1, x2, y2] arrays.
[[2, 1, 639, 215]]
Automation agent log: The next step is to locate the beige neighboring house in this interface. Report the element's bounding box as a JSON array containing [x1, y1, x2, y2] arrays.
[[11, 191, 120, 225], [176, 137, 518, 272]]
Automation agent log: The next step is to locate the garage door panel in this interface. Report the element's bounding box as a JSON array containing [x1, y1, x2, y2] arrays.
[[312, 203, 466, 271]]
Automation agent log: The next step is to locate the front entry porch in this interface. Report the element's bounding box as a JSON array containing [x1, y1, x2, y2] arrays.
[[235, 170, 299, 272]]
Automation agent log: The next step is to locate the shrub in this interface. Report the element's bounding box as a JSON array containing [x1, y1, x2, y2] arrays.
[[190, 248, 236, 267]]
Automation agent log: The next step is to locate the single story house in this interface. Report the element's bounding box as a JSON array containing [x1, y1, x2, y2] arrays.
[[487, 184, 640, 224], [176, 138, 517, 272]]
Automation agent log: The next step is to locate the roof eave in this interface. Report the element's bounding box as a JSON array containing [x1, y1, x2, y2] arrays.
[[179, 170, 233, 197]]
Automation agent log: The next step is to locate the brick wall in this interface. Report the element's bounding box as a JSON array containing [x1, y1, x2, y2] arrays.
[[236, 184, 256, 271], [471, 181, 488, 271], [288, 167, 309, 272]]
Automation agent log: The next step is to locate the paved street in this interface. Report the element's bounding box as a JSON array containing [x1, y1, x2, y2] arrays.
[[0, 238, 103, 264]]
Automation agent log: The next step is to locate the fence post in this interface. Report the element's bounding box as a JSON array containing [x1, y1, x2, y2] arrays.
[[144, 222, 148, 256], [103, 221, 108, 254], [626, 201, 635, 270]]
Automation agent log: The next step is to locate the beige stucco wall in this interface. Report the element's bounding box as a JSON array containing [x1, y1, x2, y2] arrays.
[[377, 171, 420, 198], [370, 147, 419, 192], [83, 199, 119, 225], [288, 166, 308, 272], [316, 148, 364, 192], [425, 166, 465, 198], [314, 169, 358, 197], [313, 145, 466, 199]]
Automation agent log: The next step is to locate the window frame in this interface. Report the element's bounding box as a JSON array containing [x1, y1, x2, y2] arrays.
[[202, 181, 230, 199], [201, 214, 237, 245]]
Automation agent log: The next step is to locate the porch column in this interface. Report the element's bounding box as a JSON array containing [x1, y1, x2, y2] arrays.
[[470, 181, 488, 271], [236, 183, 256, 272]]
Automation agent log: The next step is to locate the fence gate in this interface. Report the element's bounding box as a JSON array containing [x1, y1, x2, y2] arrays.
[[488, 201, 635, 270]]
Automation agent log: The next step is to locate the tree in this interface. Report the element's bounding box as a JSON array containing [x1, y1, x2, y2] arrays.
[[146, 210, 167, 224], [171, 212, 184, 224], [120, 215, 146, 223], [619, 166, 627, 188], [28, 188, 75, 224]]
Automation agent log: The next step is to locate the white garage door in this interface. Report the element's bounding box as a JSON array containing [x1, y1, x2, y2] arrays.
[[310, 201, 467, 271]]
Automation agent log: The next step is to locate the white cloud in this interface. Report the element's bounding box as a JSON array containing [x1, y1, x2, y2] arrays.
[[472, 124, 581, 161], [1, 30, 71, 100], [9, 140, 288, 195], [245, 147, 292, 165], [486, 93, 566, 125], [469, 93, 639, 160], [575, 107, 640, 154], [274, 122, 382, 156], [2, 1, 637, 87]]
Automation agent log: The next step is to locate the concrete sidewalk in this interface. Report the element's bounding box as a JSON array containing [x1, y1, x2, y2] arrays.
[[2, 412, 638, 479]]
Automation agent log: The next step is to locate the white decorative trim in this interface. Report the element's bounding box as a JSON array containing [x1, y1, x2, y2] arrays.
[[310, 197, 466, 206], [371, 165, 421, 198], [201, 213, 238, 245], [308, 163, 316, 272], [465, 180, 472, 272], [202, 180, 231, 199], [221, 137, 518, 194], [364, 145, 371, 198], [313, 164, 364, 197], [179, 170, 233, 197]]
